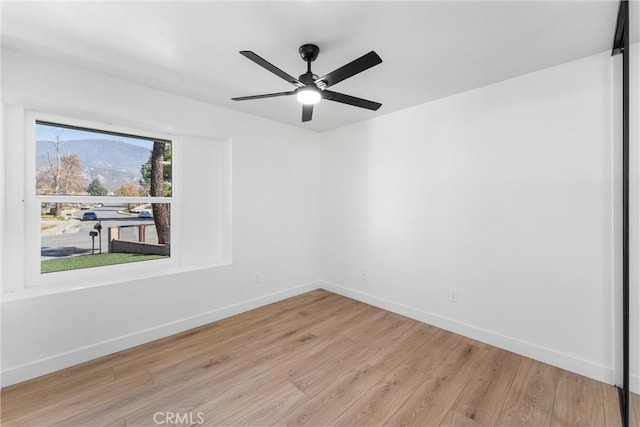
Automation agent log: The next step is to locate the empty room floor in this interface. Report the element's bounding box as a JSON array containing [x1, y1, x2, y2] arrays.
[[2, 289, 638, 426]]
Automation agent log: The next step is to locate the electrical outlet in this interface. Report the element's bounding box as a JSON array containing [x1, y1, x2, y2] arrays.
[[360, 270, 367, 280], [448, 289, 459, 303]]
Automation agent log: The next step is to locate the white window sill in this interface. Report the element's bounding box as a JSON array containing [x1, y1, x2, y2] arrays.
[[1, 262, 231, 302]]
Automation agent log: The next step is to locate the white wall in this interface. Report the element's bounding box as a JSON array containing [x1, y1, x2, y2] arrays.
[[320, 51, 624, 387], [0, 49, 322, 385]]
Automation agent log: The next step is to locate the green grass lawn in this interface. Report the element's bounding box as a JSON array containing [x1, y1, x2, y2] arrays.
[[41, 253, 168, 273]]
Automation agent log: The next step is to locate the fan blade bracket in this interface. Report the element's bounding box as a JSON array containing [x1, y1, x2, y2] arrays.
[[315, 80, 328, 90]]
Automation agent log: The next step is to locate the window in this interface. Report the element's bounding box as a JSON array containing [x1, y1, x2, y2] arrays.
[[34, 120, 173, 274], [1, 109, 230, 294]]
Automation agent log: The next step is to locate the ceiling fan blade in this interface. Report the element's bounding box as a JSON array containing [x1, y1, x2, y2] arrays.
[[315, 51, 382, 88], [231, 90, 296, 101], [322, 90, 382, 111], [302, 104, 314, 122], [239, 51, 303, 87]]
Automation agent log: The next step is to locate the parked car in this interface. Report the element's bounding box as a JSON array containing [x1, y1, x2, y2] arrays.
[[94, 203, 104, 208], [82, 211, 98, 221], [80, 205, 91, 210], [138, 210, 153, 218]]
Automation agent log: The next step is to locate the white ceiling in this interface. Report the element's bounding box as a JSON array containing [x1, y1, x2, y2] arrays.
[[1, 1, 624, 132]]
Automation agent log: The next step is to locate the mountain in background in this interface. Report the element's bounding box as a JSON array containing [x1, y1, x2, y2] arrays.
[[36, 139, 151, 192]]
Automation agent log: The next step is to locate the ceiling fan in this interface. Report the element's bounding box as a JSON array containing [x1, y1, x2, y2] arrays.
[[231, 44, 382, 122]]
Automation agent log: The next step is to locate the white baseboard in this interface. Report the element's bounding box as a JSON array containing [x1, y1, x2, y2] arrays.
[[1, 281, 320, 387], [5, 280, 636, 395], [320, 281, 618, 389]]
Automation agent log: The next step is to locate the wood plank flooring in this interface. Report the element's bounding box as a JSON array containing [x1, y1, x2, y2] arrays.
[[1, 289, 637, 426]]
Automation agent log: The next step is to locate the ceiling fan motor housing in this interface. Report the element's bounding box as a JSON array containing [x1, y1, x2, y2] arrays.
[[299, 73, 318, 85], [299, 44, 320, 62], [299, 44, 320, 85]]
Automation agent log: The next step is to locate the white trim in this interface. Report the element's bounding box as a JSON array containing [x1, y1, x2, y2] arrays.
[[2, 105, 25, 293], [36, 196, 173, 203], [0, 281, 321, 387], [320, 281, 617, 388]]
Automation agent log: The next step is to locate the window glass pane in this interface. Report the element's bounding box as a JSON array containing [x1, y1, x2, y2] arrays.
[[41, 202, 171, 273], [35, 121, 172, 197]]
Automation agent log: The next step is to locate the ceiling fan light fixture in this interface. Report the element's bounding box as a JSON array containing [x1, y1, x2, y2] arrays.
[[296, 87, 321, 105]]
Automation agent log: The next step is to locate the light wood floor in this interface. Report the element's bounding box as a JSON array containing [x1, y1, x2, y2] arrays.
[[2, 289, 638, 426]]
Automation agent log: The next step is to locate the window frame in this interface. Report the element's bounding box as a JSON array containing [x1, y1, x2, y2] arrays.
[[24, 111, 182, 289]]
